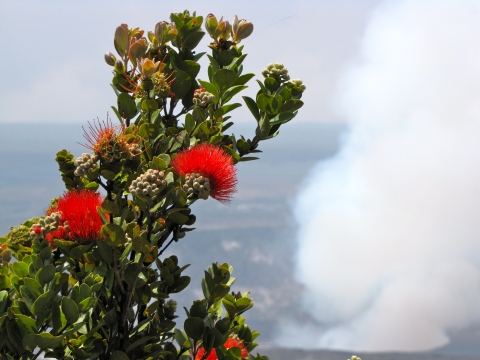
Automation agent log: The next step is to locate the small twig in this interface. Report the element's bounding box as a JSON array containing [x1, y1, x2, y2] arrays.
[[158, 237, 175, 256]]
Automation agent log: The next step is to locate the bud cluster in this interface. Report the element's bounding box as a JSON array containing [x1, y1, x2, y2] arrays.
[[183, 173, 211, 200], [205, 14, 253, 44], [290, 78, 306, 92], [154, 21, 177, 48], [74, 153, 99, 177], [193, 87, 215, 107], [164, 299, 177, 312], [262, 63, 290, 83], [30, 212, 62, 239], [129, 169, 167, 197], [101, 138, 141, 162]]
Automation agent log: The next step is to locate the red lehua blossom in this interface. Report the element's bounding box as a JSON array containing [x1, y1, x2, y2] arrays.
[[55, 190, 104, 241], [81, 116, 141, 161], [171, 143, 237, 204], [195, 337, 248, 360]]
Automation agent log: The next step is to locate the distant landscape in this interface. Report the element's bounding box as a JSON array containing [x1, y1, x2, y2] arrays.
[[1, 122, 478, 359]]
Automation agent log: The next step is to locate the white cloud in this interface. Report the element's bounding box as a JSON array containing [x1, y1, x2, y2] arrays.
[[284, 0, 480, 352]]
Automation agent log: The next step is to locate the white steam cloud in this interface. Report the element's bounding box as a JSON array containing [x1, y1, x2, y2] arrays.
[[285, 0, 480, 352]]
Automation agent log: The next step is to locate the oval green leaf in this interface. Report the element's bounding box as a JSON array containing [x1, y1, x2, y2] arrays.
[[62, 296, 79, 324]]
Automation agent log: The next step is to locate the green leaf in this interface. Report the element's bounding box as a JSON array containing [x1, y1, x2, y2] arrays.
[[269, 111, 296, 126], [185, 113, 195, 133], [239, 156, 259, 162], [222, 85, 248, 104], [228, 346, 242, 358], [36, 264, 55, 285], [204, 327, 223, 350], [125, 336, 156, 352], [213, 69, 236, 91], [100, 223, 126, 247], [183, 31, 205, 50], [0, 274, 11, 290], [85, 181, 99, 191], [70, 244, 92, 260], [139, 123, 160, 139], [158, 153, 171, 167], [174, 328, 190, 348], [78, 297, 96, 312], [170, 70, 192, 99], [51, 301, 62, 334], [169, 276, 190, 293], [256, 94, 272, 113], [12, 262, 29, 278], [20, 285, 38, 310], [62, 297, 79, 324], [242, 96, 260, 121], [168, 212, 189, 225], [213, 103, 242, 119], [180, 60, 201, 79], [192, 106, 206, 124], [141, 99, 159, 112], [118, 93, 138, 120], [217, 50, 235, 66], [235, 73, 255, 86], [215, 318, 230, 335], [28, 256, 43, 277], [23, 277, 42, 296], [235, 298, 253, 313], [208, 284, 230, 303], [96, 241, 114, 264], [184, 317, 205, 339], [34, 332, 64, 349], [281, 99, 304, 112], [32, 290, 55, 316], [264, 77, 279, 92], [38, 246, 52, 261], [15, 314, 37, 335], [173, 187, 187, 207], [101, 169, 116, 180], [222, 298, 236, 317], [150, 156, 167, 171], [132, 237, 151, 255], [0, 290, 8, 313], [102, 199, 120, 215]]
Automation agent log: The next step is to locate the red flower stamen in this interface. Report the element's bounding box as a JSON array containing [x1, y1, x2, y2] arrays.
[[81, 116, 141, 161], [195, 336, 248, 360], [171, 143, 237, 204], [54, 190, 104, 241]]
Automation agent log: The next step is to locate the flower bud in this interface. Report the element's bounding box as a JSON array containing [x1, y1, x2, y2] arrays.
[[155, 21, 167, 46], [205, 14, 218, 38], [155, 21, 177, 47], [290, 78, 306, 92], [129, 38, 148, 68], [140, 58, 158, 77], [114, 59, 126, 74], [104, 52, 116, 66], [114, 24, 129, 58], [214, 17, 231, 41], [231, 16, 253, 43]]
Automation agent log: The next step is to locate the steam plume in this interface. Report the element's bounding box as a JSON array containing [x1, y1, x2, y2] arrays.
[[286, 0, 480, 352]]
